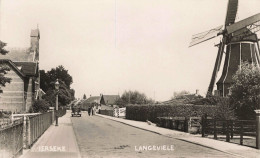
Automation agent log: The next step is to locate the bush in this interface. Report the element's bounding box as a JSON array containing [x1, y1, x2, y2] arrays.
[[214, 97, 236, 120], [229, 61, 260, 119], [32, 99, 50, 113], [126, 104, 217, 122]]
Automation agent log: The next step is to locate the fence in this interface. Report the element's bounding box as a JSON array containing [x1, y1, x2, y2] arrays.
[[156, 117, 189, 132], [202, 117, 256, 148], [0, 108, 67, 157], [113, 107, 126, 118], [26, 112, 53, 148], [0, 118, 24, 158], [99, 110, 113, 116]]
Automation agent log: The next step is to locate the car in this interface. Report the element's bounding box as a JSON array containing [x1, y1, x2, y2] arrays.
[[71, 106, 81, 117]]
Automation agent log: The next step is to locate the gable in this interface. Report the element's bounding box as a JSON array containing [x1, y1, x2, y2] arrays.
[[13, 62, 38, 76], [0, 59, 25, 79]]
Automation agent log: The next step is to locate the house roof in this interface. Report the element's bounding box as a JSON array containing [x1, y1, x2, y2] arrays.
[[182, 94, 199, 100], [13, 62, 38, 76], [85, 96, 101, 104], [0, 47, 34, 62], [102, 95, 120, 105], [0, 59, 25, 79], [160, 99, 186, 105]]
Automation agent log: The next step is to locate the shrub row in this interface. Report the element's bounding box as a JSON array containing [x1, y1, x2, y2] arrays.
[[126, 104, 217, 122]]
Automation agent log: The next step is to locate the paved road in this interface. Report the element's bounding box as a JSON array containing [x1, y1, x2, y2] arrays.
[[71, 113, 235, 158]]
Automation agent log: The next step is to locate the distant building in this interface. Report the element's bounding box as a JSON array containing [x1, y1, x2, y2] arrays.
[[81, 94, 120, 111], [161, 89, 201, 105], [0, 28, 44, 113], [100, 95, 120, 106], [81, 96, 102, 111]]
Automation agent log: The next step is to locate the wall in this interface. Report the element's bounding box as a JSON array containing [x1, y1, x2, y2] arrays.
[[0, 67, 25, 113]]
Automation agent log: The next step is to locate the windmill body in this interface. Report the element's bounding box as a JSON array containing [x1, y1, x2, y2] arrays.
[[189, 0, 260, 97], [217, 33, 260, 96]]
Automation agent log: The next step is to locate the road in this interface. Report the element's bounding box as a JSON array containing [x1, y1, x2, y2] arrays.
[[71, 112, 235, 158]]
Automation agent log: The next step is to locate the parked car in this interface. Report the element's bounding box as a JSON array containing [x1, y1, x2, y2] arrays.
[[71, 106, 81, 117]]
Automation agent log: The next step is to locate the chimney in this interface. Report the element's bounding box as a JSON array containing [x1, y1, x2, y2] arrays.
[[195, 89, 199, 96], [30, 28, 40, 61]]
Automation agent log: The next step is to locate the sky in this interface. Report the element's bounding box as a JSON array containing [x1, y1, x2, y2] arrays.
[[1, 0, 260, 101]]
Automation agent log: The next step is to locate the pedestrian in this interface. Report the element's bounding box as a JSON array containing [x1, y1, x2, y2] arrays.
[[92, 106, 95, 115], [88, 106, 91, 116]]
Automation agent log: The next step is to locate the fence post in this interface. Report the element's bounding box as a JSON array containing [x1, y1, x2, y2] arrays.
[[201, 116, 204, 137], [202, 114, 206, 137], [226, 120, 230, 142], [23, 116, 27, 149], [184, 117, 188, 132], [240, 121, 243, 145], [255, 110, 260, 149], [27, 117, 31, 148], [230, 120, 233, 139], [213, 119, 217, 139]]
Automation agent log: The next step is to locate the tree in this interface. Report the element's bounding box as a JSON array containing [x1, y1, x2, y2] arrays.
[[40, 70, 51, 92], [115, 90, 154, 106], [229, 61, 260, 119], [83, 94, 87, 99], [40, 65, 75, 106], [43, 80, 74, 107], [0, 41, 11, 93], [47, 65, 73, 88]]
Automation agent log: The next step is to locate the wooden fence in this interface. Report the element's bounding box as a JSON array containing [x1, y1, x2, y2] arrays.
[[156, 117, 189, 132], [202, 117, 256, 147], [0, 118, 24, 158]]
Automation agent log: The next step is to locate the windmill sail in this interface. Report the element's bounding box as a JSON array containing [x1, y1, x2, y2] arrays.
[[189, 25, 223, 47], [226, 13, 260, 34], [225, 0, 238, 26], [207, 40, 225, 97], [206, 0, 239, 96]]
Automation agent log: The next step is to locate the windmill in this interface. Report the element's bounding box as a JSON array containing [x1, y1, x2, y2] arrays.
[[189, 0, 260, 97]]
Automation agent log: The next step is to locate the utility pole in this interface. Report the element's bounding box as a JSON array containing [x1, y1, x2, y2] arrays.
[[0, 0, 2, 40]]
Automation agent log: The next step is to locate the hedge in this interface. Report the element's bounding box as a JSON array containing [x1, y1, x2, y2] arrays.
[[99, 109, 114, 117], [126, 104, 217, 122]]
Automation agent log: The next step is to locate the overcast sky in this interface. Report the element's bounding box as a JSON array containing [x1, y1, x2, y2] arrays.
[[1, 0, 260, 101]]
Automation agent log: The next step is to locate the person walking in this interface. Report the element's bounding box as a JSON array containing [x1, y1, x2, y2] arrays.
[[92, 106, 95, 115], [88, 106, 91, 116]]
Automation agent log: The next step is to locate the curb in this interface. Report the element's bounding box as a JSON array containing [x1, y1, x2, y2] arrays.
[[176, 138, 247, 158], [96, 114, 251, 158]]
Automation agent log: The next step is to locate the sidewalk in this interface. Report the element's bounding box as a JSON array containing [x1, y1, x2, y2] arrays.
[[20, 111, 81, 158], [96, 114, 260, 158]]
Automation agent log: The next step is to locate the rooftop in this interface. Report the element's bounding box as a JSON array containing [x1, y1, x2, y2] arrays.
[[0, 47, 34, 62]]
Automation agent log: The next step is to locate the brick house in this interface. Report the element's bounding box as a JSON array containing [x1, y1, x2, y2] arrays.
[[0, 28, 44, 113]]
